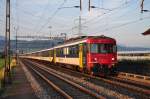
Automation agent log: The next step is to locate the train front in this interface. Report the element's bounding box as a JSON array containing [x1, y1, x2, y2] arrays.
[[87, 37, 117, 75]]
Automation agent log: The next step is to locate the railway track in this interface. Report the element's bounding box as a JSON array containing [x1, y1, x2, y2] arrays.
[[23, 58, 150, 98], [115, 72, 150, 85], [108, 74, 150, 91], [20, 59, 105, 99]]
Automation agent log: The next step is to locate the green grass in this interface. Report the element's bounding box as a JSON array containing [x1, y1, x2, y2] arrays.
[[0, 58, 4, 69]]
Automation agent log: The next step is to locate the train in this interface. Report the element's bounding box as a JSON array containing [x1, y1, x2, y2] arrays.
[[21, 35, 117, 76]]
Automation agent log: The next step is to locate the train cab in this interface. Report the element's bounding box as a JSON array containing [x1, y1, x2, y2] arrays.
[[84, 36, 117, 75]]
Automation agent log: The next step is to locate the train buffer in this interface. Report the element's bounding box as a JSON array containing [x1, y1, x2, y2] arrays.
[[0, 63, 38, 99]]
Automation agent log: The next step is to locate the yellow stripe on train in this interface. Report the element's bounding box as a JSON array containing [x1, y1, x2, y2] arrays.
[[55, 57, 79, 65]]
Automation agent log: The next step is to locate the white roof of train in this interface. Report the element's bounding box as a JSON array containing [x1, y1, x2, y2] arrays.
[[21, 38, 87, 55], [21, 36, 115, 55]]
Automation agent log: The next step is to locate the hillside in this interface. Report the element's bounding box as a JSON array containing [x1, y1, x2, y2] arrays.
[[0, 39, 63, 53], [0, 39, 150, 53]]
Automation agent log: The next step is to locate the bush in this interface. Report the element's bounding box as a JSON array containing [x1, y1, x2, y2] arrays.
[[0, 52, 4, 58]]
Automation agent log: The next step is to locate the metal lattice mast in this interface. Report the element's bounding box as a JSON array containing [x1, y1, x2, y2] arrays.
[[78, 0, 82, 36], [4, 0, 11, 84]]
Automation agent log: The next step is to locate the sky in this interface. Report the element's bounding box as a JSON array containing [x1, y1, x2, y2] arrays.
[[0, 0, 150, 48]]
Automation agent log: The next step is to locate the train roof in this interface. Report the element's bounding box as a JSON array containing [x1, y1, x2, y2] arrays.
[[22, 35, 115, 55], [64, 35, 114, 43], [54, 35, 115, 49]]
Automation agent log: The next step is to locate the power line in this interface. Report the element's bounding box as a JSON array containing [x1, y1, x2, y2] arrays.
[[88, 1, 150, 33], [86, 0, 141, 32], [36, 0, 68, 34], [93, 16, 150, 34], [33, 0, 53, 31], [85, 0, 136, 24], [141, 0, 144, 13], [12, 6, 44, 20], [66, 0, 135, 33]]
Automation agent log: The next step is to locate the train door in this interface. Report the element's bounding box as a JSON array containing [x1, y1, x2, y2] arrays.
[[53, 49, 56, 63], [79, 44, 83, 69], [79, 43, 87, 70], [82, 43, 87, 68], [49, 50, 52, 62]]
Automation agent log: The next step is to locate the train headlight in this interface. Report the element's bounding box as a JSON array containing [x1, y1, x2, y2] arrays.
[[94, 58, 97, 61], [112, 58, 115, 61], [92, 58, 98, 62]]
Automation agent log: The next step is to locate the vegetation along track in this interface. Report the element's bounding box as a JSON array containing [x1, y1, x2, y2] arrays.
[[21, 59, 105, 99], [24, 58, 150, 98]]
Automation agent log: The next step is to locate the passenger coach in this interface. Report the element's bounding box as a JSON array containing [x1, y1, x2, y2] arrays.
[[22, 36, 117, 75]]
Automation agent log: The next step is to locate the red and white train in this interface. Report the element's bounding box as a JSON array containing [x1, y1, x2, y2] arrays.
[[21, 36, 117, 76]]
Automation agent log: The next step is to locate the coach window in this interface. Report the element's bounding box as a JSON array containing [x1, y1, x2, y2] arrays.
[[113, 45, 117, 53], [46, 51, 49, 57], [39, 52, 41, 56], [72, 46, 77, 57], [75, 45, 79, 57], [66, 47, 69, 55], [72, 47, 74, 56], [42, 52, 44, 57], [42, 51, 45, 57], [43, 51, 45, 57], [56, 49, 60, 57], [90, 44, 98, 53], [49, 50, 51, 56], [83, 43, 87, 56], [51, 50, 54, 56], [63, 48, 66, 55], [69, 47, 72, 57], [60, 48, 63, 57]]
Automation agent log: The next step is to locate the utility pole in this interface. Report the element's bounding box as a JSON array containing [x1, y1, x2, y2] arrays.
[[78, 0, 82, 36], [88, 0, 91, 11], [78, 16, 82, 36], [140, 0, 150, 13], [61, 33, 67, 40], [15, 27, 18, 64], [48, 26, 52, 38], [4, 0, 11, 84], [140, 0, 149, 13], [8, 0, 11, 73], [80, 0, 82, 11], [141, 0, 144, 13]]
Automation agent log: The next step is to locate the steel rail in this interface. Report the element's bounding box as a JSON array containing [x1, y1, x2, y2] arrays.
[[26, 60, 105, 99], [108, 75, 150, 89], [116, 72, 150, 84], [20, 61, 73, 99], [72, 70, 150, 96], [28, 60, 131, 98], [22, 58, 150, 97]]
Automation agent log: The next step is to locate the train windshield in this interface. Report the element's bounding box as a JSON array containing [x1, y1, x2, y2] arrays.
[[90, 44, 117, 53]]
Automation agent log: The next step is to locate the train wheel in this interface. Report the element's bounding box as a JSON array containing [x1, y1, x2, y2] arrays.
[[76, 66, 82, 72], [83, 68, 88, 74]]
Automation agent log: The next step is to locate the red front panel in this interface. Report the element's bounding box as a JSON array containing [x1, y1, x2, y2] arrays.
[[87, 53, 117, 69], [87, 38, 116, 44], [85, 37, 117, 70]]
